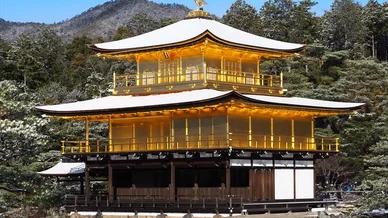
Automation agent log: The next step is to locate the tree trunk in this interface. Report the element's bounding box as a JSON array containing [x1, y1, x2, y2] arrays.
[[372, 35, 375, 58], [24, 72, 27, 88]]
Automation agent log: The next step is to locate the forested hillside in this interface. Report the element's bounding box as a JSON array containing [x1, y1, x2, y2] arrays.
[[0, 0, 190, 41], [1, 0, 388, 216]]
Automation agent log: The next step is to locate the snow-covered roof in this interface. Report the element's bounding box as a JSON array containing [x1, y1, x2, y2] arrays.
[[35, 89, 364, 116], [38, 161, 85, 176], [90, 18, 305, 53], [243, 94, 364, 109]]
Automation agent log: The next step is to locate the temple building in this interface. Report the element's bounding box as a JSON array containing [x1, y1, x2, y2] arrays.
[[36, 1, 364, 213]]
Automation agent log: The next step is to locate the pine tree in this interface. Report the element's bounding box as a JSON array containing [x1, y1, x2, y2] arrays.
[[362, 137, 388, 209], [112, 26, 133, 41], [259, 0, 319, 44], [260, 0, 294, 41], [362, 0, 383, 59], [321, 0, 366, 51], [222, 0, 261, 35], [127, 12, 160, 36]]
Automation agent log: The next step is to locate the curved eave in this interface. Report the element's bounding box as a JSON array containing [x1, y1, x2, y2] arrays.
[[37, 162, 85, 176], [35, 91, 234, 117], [89, 31, 306, 56], [35, 91, 363, 117], [233, 92, 364, 112]]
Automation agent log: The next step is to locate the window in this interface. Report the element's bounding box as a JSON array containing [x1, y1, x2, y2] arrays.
[[160, 60, 178, 83], [142, 70, 155, 85], [207, 65, 218, 81], [185, 65, 199, 81], [245, 68, 255, 84], [224, 60, 240, 83]]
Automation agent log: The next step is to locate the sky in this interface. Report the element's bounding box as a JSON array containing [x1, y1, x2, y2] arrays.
[[0, 0, 383, 24]]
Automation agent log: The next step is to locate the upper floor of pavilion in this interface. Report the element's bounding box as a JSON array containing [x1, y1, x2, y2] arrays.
[[35, 89, 364, 155], [88, 4, 305, 96]]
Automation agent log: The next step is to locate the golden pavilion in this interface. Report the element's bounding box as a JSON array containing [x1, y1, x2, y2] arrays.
[[36, 1, 363, 214]]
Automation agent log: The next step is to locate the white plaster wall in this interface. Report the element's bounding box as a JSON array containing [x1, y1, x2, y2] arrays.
[[274, 169, 294, 200], [296, 169, 314, 199]]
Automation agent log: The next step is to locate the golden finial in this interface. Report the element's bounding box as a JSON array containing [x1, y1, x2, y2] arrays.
[[194, 0, 207, 9], [186, 0, 212, 19]]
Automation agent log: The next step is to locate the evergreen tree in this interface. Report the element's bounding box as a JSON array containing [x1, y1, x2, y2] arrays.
[[222, 0, 261, 35], [0, 80, 62, 209], [112, 26, 133, 41], [321, 0, 366, 51], [289, 0, 319, 44], [127, 12, 160, 36], [362, 137, 388, 210], [259, 0, 319, 43], [333, 60, 388, 156], [6, 34, 43, 89], [35, 29, 66, 86], [260, 0, 294, 41], [65, 35, 94, 89], [362, 0, 383, 59]]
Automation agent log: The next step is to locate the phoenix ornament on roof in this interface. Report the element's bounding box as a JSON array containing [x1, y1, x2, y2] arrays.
[[194, 0, 207, 9]]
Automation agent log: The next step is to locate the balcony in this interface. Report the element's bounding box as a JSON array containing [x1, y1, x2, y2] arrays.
[[61, 134, 339, 154], [113, 69, 283, 95]]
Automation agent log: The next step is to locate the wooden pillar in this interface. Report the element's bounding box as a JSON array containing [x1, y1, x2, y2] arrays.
[[179, 55, 183, 82], [149, 124, 153, 149], [291, 119, 295, 149], [171, 112, 174, 149], [226, 112, 230, 148], [311, 117, 315, 150], [157, 58, 162, 84], [136, 57, 140, 86], [202, 49, 207, 83], [221, 54, 224, 81], [226, 160, 231, 196], [80, 177, 84, 195], [256, 58, 261, 85], [109, 116, 113, 152], [198, 111, 202, 148], [185, 118, 189, 149], [270, 118, 274, 148], [170, 161, 175, 202], [85, 165, 90, 205], [280, 72, 284, 88], [248, 113, 252, 147], [85, 117, 89, 152], [108, 164, 113, 200], [113, 71, 116, 89], [261, 170, 265, 200], [132, 123, 136, 150], [271, 169, 275, 200]]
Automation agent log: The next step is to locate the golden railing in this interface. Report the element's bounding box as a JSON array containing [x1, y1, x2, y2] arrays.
[[61, 134, 339, 154], [114, 70, 282, 88]]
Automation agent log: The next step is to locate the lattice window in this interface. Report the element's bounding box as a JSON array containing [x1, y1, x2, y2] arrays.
[[224, 60, 240, 83], [185, 65, 199, 81], [160, 60, 178, 83], [245, 68, 255, 85], [142, 69, 155, 85], [207, 65, 218, 81]]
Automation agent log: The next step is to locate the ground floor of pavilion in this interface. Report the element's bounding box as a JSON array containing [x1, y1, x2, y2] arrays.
[[46, 149, 332, 213]]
